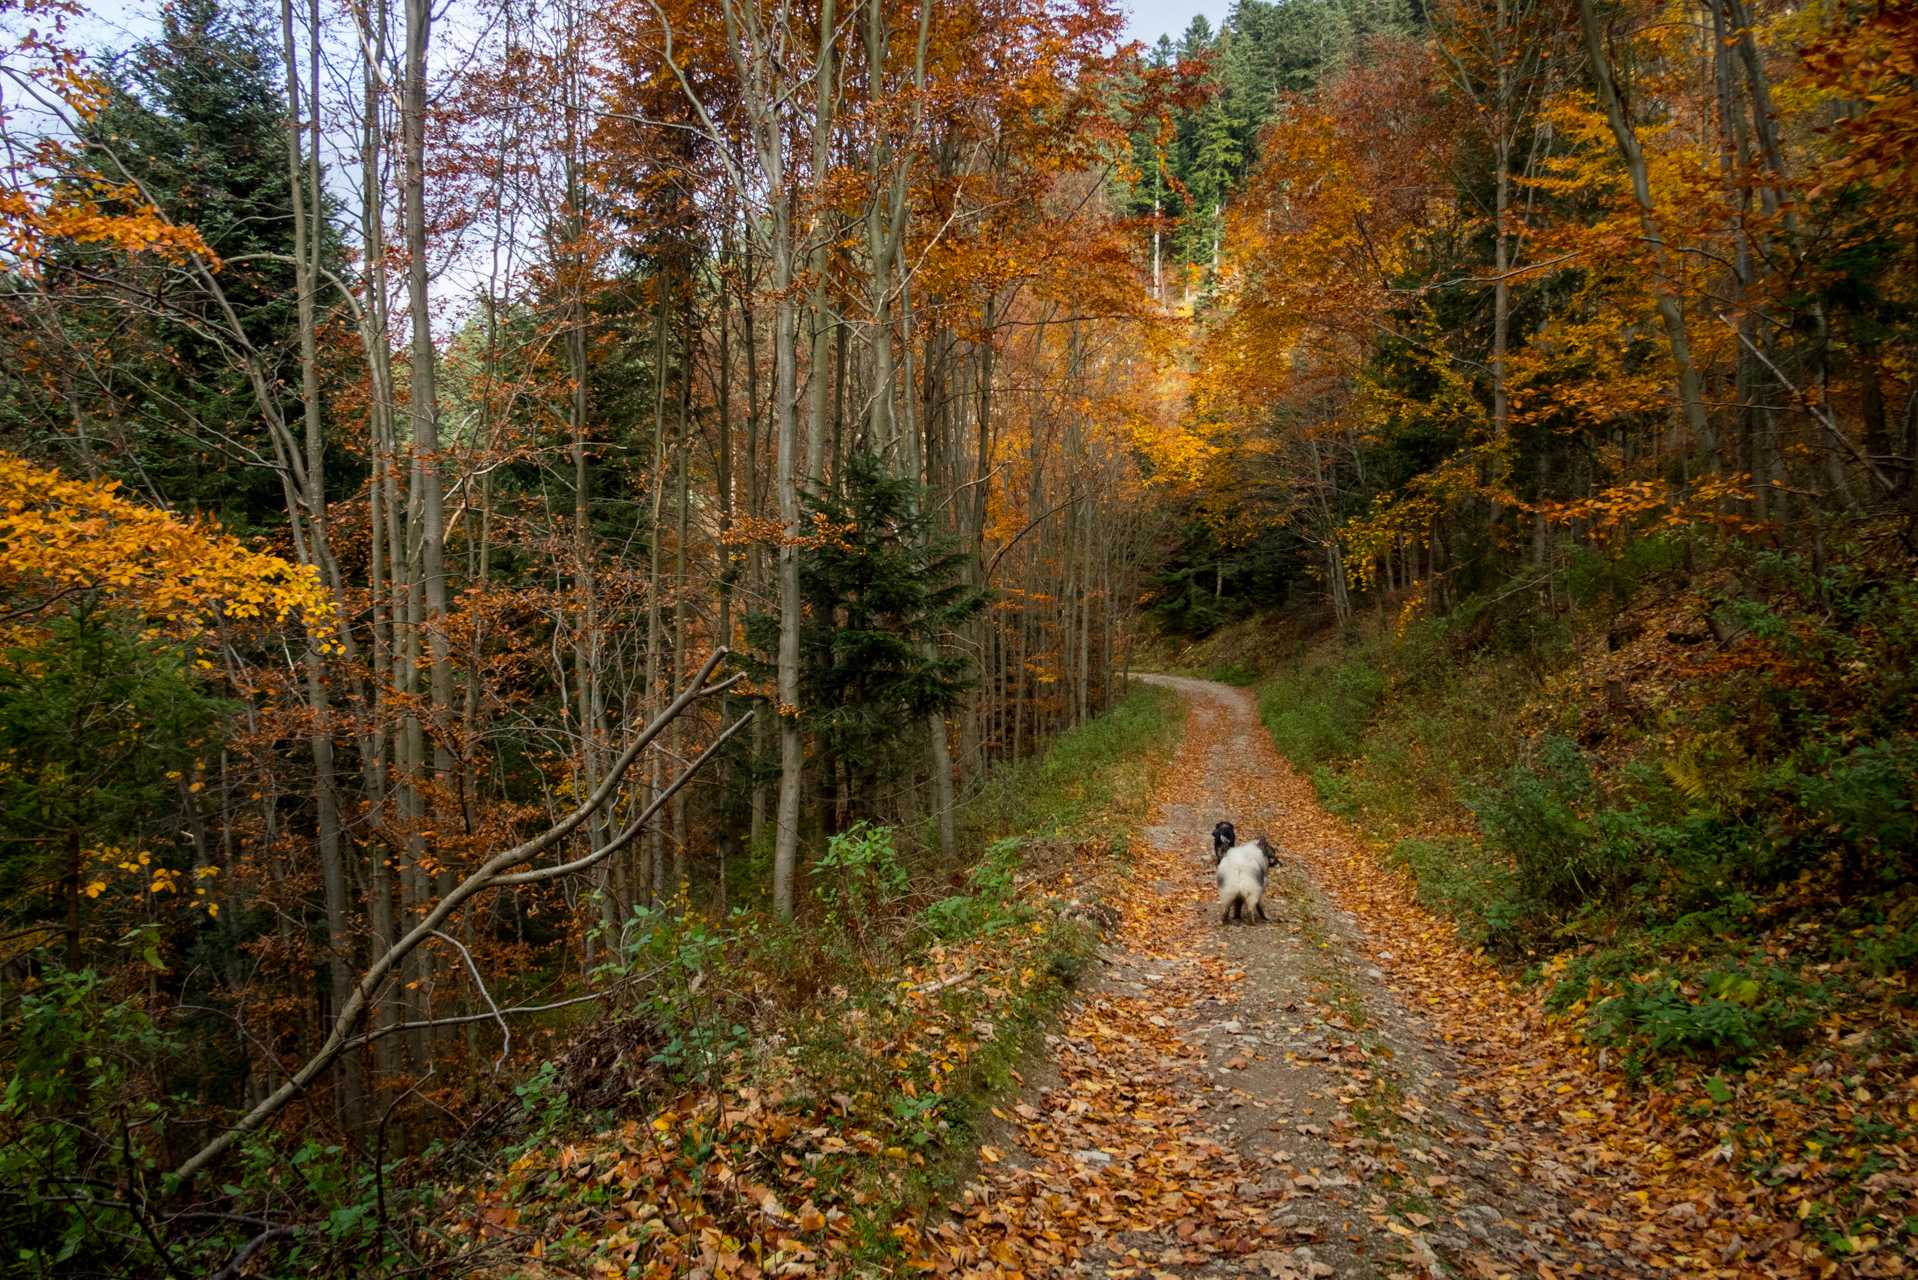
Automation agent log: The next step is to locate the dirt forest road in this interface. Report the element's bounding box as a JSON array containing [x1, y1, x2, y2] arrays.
[[933, 677, 1679, 1280]]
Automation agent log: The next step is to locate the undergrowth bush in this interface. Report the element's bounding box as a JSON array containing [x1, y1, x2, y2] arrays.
[[1258, 614, 1528, 831], [953, 679, 1182, 844], [1547, 950, 1820, 1066], [1387, 837, 1520, 942], [922, 836, 1026, 939], [1256, 533, 1918, 1067], [1258, 641, 1386, 771]]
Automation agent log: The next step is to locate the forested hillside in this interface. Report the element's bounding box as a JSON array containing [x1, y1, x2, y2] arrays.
[[1144, 0, 1918, 1270], [0, 0, 1914, 1270]]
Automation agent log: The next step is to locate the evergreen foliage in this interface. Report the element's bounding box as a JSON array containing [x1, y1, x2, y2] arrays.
[[73, 0, 340, 531], [746, 453, 984, 825], [1125, 0, 1419, 295]]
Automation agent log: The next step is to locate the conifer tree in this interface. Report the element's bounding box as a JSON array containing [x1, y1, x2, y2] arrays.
[[71, 0, 331, 529]]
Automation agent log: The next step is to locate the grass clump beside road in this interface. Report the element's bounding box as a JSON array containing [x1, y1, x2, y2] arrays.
[[440, 679, 1186, 1278]]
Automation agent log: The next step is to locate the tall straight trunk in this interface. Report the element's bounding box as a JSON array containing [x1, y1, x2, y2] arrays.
[[1309, 437, 1353, 627], [283, 0, 360, 1132], [1152, 194, 1161, 304], [402, 0, 455, 1060], [1014, 439, 1042, 757], [717, 1, 823, 920], [1012, 579, 1029, 761], [1483, 0, 1526, 442], [672, 314, 692, 902], [832, 316, 848, 484], [403, 0, 451, 777], [697, 0, 841, 915], [899, 273, 955, 866], [1712, 0, 1766, 518], [805, 0, 837, 487], [1724, 0, 1863, 505], [1059, 499, 1078, 729], [860, 0, 928, 466], [646, 271, 671, 907], [716, 247, 735, 910], [1491, 129, 1511, 436], [1579, 0, 1711, 448], [970, 298, 996, 562], [1076, 501, 1091, 727], [1101, 520, 1115, 713], [773, 255, 804, 918], [570, 234, 613, 929], [740, 247, 768, 848], [354, 0, 406, 1091], [963, 308, 996, 782]]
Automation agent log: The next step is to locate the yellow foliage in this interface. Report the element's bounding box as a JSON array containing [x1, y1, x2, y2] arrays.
[[1341, 439, 1516, 590], [0, 0, 216, 268], [0, 452, 332, 637]]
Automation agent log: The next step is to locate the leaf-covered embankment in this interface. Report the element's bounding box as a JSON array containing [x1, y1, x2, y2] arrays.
[[438, 681, 1186, 1276], [1224, 539, 1918, 1278]]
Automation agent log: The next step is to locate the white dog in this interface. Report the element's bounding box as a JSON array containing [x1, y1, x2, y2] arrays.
[[1216, 841, 1270, 923]]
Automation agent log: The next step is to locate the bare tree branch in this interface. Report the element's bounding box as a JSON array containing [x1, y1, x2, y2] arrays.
[[169, 648, 743, 1185]]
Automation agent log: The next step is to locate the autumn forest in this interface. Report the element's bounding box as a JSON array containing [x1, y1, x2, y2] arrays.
[[0, 0, 1914, 1270]]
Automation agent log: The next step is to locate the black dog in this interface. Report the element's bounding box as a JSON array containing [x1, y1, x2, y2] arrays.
[[1212, 821, 1237, 864]]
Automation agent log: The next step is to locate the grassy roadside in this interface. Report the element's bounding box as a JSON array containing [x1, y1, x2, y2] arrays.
[[1236, 531, 1918, 1269], [444, 680, 1187, 1278], [1253, 539, 1918, 1063], [956, 679, 1186, 851]]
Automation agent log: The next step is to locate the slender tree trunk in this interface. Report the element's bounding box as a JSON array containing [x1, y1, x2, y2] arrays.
[[716, 244, 736, 912], [741, 249, 768, 849], [672, 313, 693, 903], [805, 0, 837, 487], [1579, 0, 1711, 447], [646, 273, 672, 907], [773, 257, 804, 918], [899, 273, 956, 867], [283, 0, 361, 1132]]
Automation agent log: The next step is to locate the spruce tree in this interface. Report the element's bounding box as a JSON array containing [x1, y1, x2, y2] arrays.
[[745, 454, 983, 828], [74, 0, 332, 530]]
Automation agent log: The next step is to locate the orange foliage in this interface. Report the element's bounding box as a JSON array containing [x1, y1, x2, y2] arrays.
[[0, 0, 214, 267]]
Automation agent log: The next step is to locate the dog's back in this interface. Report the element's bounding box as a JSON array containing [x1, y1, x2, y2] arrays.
[[1216, 842, 1268, 923]]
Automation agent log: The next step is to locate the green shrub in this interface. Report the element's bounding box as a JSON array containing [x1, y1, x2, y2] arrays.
[[1791, 736, 1918, 885], [1258, 644, 1386, 771], [1209, 657, 1261, 687], [1388, 838, 1522, 941], [812, 822, 912, 920], [921, 837, 1029, 939], [1468, 736, 1630, 914], [1582, 961, 1818, 1062], [1563, 535, 1688, 607]]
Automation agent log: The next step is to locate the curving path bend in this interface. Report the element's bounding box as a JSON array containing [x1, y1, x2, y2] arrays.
[[938, 676, 1652, 1280]]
